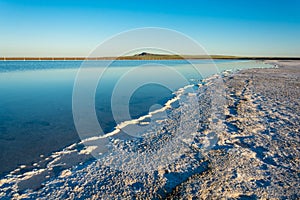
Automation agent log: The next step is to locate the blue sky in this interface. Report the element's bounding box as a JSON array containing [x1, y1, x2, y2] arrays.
[[0, 0, 299, 57]]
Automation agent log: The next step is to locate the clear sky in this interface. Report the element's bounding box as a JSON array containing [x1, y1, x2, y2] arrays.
[[0, 0, 299, 57]]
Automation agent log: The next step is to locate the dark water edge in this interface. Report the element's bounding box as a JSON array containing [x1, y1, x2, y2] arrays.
[[0, 86, 175, 178]]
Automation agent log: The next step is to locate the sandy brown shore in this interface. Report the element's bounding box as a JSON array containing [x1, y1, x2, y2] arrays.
[[0, 61, 299, 199]]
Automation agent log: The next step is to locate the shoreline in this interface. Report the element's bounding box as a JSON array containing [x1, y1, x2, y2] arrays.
[[0, 69, 224, 196], [0, 60, 268, 176], [1, 61, 299, 199]]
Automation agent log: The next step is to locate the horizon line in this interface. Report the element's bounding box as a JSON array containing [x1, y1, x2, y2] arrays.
[[1, 54, 300, 61]]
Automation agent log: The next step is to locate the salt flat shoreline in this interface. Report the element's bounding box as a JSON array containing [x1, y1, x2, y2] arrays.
[[169, 60, 300, 199], [0, 60, 299, 199]]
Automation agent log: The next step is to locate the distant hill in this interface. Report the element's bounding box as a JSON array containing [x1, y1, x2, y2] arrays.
[[134, 52, 162, 56], [117, 52, 183, 60]]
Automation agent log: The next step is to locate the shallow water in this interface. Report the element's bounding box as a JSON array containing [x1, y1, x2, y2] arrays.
[[0, 60, 272, 176]]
